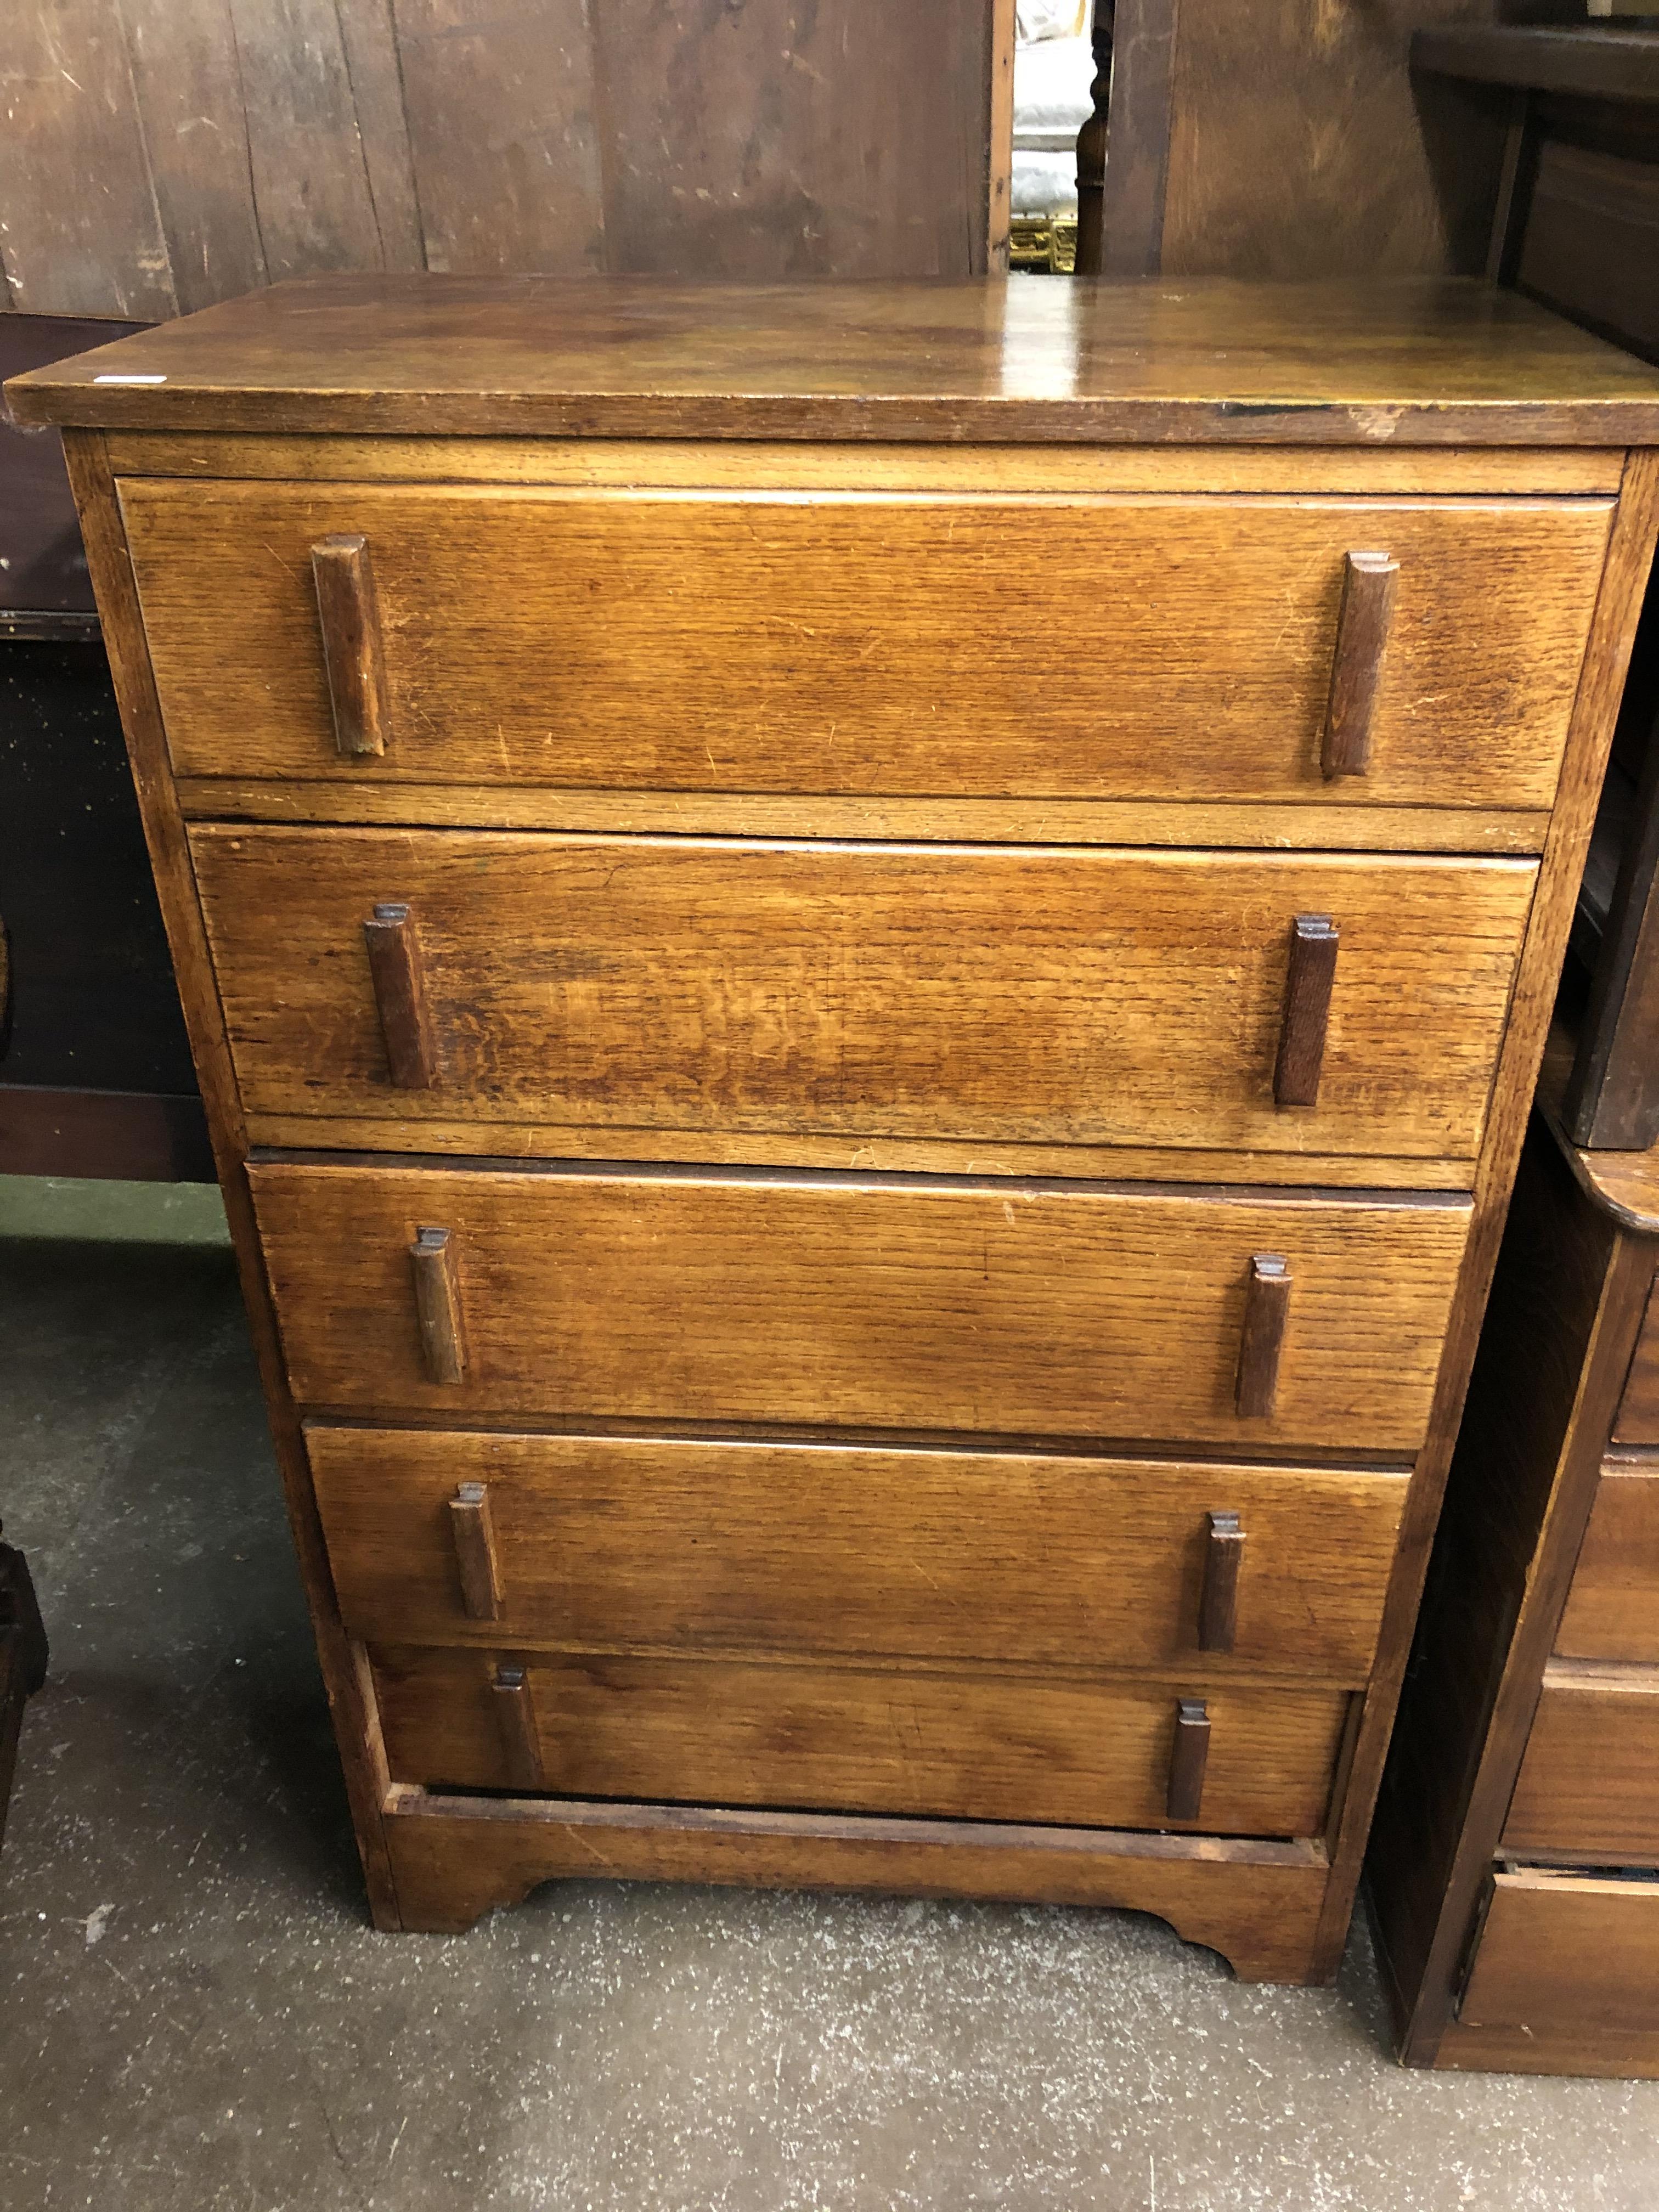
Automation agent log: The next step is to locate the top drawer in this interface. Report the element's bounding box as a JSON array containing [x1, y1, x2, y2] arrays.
[[120, 481, 1610, 810]]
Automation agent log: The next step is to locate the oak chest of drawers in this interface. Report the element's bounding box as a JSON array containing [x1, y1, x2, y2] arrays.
[[14, 275, 1659, 1981]]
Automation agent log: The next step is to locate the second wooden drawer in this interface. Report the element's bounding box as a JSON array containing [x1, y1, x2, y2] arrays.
[[194, 826, 1535, 1169], [308, 1426, 1407, 1680], [251, 1161, 1471, 1451]]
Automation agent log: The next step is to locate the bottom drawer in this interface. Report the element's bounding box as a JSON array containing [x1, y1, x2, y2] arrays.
[[1503, 1665, 1659, 1859], [371, 1645, 1352, 1838], [1460, 1868, 1659, 2036]]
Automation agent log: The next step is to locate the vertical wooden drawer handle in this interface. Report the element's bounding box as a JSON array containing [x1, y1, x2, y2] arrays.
[[1235, 1253, 1291, 1419], [1166, 1697, 1210, 1821], [1321, 549, 1398, 779], [1198, 1511, 1246, 1653], [312, 532, 390, 758], [492, 1663, 545, 1791], [411, 1225, 469, 1385], [450, 1481, 504, 1622], [1274, 913, 1339, 1108], [363, 902, 437, 1088]]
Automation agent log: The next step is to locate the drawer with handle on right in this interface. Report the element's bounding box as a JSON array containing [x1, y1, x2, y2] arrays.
[[195, 826, 1537, 1172], [123, 481, 1611, 812], [369, 1641, 1356, 1838], [306, 1426, 1408, 1681], [251, 1160, 1471, 1452]]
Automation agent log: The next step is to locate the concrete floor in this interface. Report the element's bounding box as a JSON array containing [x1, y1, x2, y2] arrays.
[[4, 1180, 1659, 2211]]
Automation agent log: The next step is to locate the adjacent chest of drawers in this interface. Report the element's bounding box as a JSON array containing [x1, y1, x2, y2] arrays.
[[1371, 1084, 1659, 2074], [15, 275, 1659, 1981]]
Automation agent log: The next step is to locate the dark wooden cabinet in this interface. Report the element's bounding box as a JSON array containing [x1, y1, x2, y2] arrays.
[[0, 312, 210, 1180], [1369, 1075, 1659, 2076], [1370, 26, 1659, 2075]]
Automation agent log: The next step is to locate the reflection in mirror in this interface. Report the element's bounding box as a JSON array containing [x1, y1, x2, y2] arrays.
[[1008, 1, 1103, 273]]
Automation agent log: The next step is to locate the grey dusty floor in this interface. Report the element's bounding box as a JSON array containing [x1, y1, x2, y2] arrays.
[[5, 1178, 1659, 2212]]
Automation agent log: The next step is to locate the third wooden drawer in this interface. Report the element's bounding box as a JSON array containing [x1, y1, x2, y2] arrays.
[[250, 1160, 1471, 1451], [307, 1425, 1407, 1680], [196, 827, 1534, 1170]]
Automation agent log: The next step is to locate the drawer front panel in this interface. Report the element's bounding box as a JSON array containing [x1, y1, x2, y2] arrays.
[[370, 1643, 1351, 1836], [195, 827, 1534, 1166], [308, 1425, 1407, 1679], [1612, 1277, 1659, 1445], [1459, 1870, 1659, 2036], [1556, 1463, 1659, 1664], [124, 480, 1610, 809], [1504, 1668, 1659, 1859], [251, 1162, 1471, 1449]]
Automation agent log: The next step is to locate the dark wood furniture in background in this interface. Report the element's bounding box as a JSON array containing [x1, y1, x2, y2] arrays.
[[1369, 1065, 1659, 2075], [0, 312, 210, 1180], [12, 275, 1658, 1966], [1073, 2, 1608, 281], [1413, 22, 1659, 1151], [0, 1526, 48, 1858], [1368, 20, 1659, 2076]]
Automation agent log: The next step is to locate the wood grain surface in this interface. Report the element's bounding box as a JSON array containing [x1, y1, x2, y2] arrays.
[[173, 779, 1556, 860], [191, 827, 1536, 1165], [250, 1160, 1472, 1451], [1503, 1662, 1659, 1859], [371, 1643, 1351, 1836], [1556, 1459, 1659, 1664], [1615, 1279, 1659, 1443], [14, 277, 1659, 444], [125, 481, 1611, 809], [380, 1787, 1331, 1978], [101, 435, 1629, 496], [305, 1426, 1407, 1679], [0, 4, 996, 315], [1457, 1868, 1659, 2040]]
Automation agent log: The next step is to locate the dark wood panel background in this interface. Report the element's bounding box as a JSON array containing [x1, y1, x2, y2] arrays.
[[1096, 0, 1555, 280], [0, 1, 1006, 316]]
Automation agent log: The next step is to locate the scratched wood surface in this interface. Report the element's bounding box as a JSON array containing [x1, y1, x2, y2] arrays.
[[0, 2, 1000, 314], [307, 1425, 1408, 1679], [190, 824, 1537, 1167], [122, 479, 1611, 802], [370, 1641, 1353, 1835], [249, 1158, 1473, 1452]]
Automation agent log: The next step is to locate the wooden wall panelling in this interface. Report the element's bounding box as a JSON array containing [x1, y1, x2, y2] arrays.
[[391, 0, 604, 276], [116, 0, 269, 315], [0, 2, 178, 317], [222, 0, 396, 283], [588, 0, 997, 277], [0, 4, 1001, 313], [333, 0, 426, 272]]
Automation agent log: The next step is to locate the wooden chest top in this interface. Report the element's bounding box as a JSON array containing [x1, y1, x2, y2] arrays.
[[11, 273, 1659, 445]]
